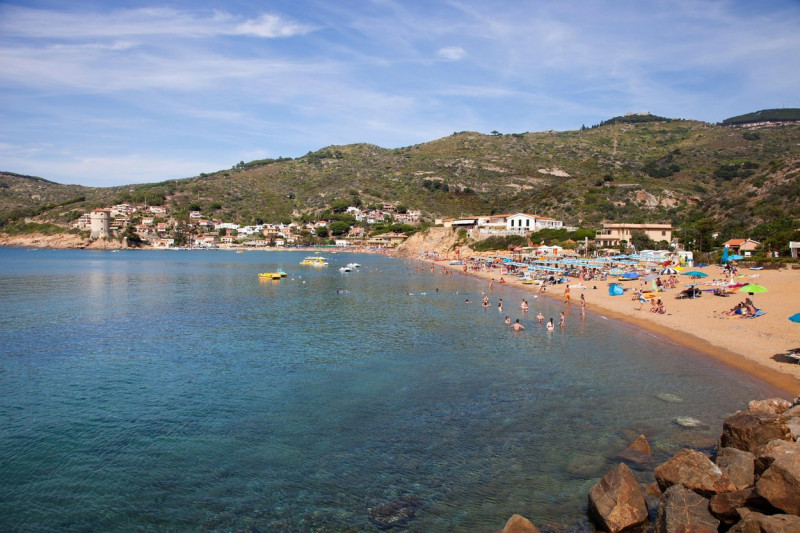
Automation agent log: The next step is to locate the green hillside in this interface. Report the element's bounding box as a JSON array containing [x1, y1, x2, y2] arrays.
[[2, 112, 800, 249]]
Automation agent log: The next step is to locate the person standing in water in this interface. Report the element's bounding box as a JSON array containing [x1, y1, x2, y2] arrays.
[[546, 318, 555, 332]]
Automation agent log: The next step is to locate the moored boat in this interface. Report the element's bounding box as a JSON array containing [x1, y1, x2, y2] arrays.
[[300, 257, 328, 266]]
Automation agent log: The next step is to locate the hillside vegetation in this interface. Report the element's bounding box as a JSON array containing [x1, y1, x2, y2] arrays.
[[2, 110, 800, 249]]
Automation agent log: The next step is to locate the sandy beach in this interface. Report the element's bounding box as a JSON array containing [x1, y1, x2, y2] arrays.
[[417, 257, 800, 398]]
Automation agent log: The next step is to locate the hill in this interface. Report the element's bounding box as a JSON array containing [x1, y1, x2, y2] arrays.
[[2, 111, 800, 249]]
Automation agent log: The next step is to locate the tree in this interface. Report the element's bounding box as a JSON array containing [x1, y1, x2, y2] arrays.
[[316, 226, 329, 238], [630, 231, 656, 252], [329, 221, 351, 236]]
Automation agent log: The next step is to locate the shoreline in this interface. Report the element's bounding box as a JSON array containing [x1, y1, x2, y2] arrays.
[[410, 255, 800, 398]]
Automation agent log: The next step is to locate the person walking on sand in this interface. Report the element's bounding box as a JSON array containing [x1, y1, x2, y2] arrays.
[[511, 319, 525, 332]]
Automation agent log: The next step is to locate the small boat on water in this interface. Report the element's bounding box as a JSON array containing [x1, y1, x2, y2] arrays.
[[339, 266, 352, 272], [258, 270, 286, 280], [346, 262, 361, 269], [300, 257, 328, 266]]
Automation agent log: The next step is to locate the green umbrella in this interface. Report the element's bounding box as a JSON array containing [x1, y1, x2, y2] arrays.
[[738, 284, 767, 295]]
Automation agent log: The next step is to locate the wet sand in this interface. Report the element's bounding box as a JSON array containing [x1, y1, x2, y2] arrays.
[[422, 259, 800, 398]]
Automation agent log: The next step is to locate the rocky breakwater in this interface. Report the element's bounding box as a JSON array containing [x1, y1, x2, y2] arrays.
[[497, 396, 800, 533], [589, 397, 800, 533]]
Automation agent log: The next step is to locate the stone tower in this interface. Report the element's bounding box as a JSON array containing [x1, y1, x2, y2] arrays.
[[89, 209, 111, 239]]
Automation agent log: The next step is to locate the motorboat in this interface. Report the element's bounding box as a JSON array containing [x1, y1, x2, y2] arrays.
[[339, 266, 352, 272], [346, 262, 361, 268], [258, 271, 283, 280]]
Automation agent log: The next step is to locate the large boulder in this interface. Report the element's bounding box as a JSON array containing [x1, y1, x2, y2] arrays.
[[588, 463, 649, 533], [654, 448, 736, 498], [654, 484, 719, 533], [715, 447, 755, 490], [755, 447, 800, 515], [727, 509, 800, 533], [720, 412, 790, 455], [748, 398, 793, 416], [755, 439, 799, 475], [708, 488, 772, 526], [502, 514, 540, 533]]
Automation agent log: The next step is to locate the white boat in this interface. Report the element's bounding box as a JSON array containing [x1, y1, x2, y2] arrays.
[[346, 262, 361, 268], [339, 266, 352, 272]]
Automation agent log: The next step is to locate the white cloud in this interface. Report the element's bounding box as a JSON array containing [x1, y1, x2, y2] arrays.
[[437, 46, 466, 61]]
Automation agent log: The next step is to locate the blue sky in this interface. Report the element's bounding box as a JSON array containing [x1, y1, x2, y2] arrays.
[[1, 1, 799, 187]]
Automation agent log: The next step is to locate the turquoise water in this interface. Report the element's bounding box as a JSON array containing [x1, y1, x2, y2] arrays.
[[0, 248, 781, 532]]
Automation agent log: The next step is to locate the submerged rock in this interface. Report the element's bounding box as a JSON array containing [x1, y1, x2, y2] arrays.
[[502, 513, 540, 533], [656, 393, 684, 404], [674, 416, 707, 429], [367, 497, 421, 530]]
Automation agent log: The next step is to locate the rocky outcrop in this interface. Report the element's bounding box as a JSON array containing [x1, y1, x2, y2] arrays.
[[575, 396, 800, 533], [720, 411, 791, 455], [654, 484, 719, 533], [715, 447, 756, 490], [501, 514, 540, 533], [617, 434, 652, 464], [588, 463, 648, 533], [755, 443, 800, 515], [654, 449, 736, 498], [728, 510, 800, 532]]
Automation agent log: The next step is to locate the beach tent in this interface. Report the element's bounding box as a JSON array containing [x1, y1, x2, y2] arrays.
[[620, 272, 639, 280]]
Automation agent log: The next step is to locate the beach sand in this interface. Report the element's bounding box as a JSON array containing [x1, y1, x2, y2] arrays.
[[422, 259, 800, 398]]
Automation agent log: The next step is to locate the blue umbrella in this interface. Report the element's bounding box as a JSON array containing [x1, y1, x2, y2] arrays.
[[729, 254, 744, 261], [721, 246, 729, 264], [789, 313, 800, 323], [682, 270, 708, 278], [621, 271, 639, 280]]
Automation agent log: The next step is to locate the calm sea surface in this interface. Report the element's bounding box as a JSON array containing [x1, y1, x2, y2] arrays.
[[0, 248, 781, 532]]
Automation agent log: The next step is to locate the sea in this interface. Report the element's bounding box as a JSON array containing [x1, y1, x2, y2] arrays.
[[0, 248, 782, 532]]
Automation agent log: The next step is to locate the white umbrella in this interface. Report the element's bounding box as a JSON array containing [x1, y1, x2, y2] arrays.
[[660, 267, 678, 275]]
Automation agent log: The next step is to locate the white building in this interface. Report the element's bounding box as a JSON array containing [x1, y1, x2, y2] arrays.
[[505, 213, 563, 234]]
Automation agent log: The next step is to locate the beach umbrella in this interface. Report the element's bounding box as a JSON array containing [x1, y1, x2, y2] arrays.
[[789, 313, 800, 323], [738, 284, 767, 295], [620, 271, 639, 280], [728, 254, 744, 261], [660, 267, 678, 275], [721, 246, 729, 264], [642, 273, 659, 282], [682, 270, 708, 278]]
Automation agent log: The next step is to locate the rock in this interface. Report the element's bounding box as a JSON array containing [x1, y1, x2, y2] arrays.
[[755, 447, 800, 515], [720, 411, 790, 455], [715, 447, 755, 490], [368, 497, 421, 530], [588, 463, 648, 533], [654, 448, 736, 498], [618, 435, 653, 464], [657, 393, 684, 403], [502, 514, 540, 533], [780, 405, 800, 420], [755, 439, 800, 475], [708, 488, 772, 526], [748, 398, 793, 416], [675, 416, 707, 429], [567, 454, 608, 478], [655, 484, 719, 533], [728, 510, 800, 533], [785, 418, 800, 442]]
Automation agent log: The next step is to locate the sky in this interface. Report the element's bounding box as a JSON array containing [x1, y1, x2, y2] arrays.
[[1, 1, 799, 187]]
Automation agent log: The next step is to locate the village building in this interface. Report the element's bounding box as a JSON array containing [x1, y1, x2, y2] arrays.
[[723, 238, 761, 254], [594, 223, 673, 248]]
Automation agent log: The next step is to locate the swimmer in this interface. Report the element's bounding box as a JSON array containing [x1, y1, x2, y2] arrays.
[[504, 316, 511, 325], [536, 312, 544, 323], [546, 318, 555, 332], [511, 319, 525, 332]]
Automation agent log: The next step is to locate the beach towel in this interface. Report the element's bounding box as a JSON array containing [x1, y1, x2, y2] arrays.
[[746, 310, 765, 319]]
